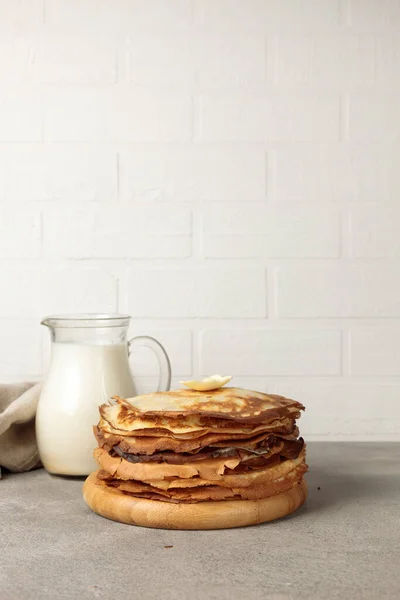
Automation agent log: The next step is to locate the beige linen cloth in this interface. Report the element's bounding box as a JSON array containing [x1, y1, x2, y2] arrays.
[[0, 382, 42, 478]]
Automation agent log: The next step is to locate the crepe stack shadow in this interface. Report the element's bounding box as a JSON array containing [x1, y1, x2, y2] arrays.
[[83, 387, 308, 530]]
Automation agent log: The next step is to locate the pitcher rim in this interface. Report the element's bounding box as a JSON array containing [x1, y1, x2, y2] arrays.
[[41, 313, 131, 328]]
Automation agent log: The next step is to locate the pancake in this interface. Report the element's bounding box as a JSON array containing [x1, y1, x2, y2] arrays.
[[85, 385, 308, 529], [97, 416, 298, 440], [94, 446, 243, 480], [94, 445, 306, 485], [95, 423, 299, 454], [94, 425, 300, 456], [103, 463, 307, 503], [100, 388, 304, 434], [143, 449, 307, 489]]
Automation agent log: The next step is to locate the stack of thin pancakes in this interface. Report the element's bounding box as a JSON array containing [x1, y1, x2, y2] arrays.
[[92, 387, 307, 504]]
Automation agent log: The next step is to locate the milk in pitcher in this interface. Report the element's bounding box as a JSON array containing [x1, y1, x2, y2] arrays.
[[36, 342, 135, 475]]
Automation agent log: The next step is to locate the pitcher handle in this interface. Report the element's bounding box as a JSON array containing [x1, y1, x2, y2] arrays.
[[128, 336, 171, 392]]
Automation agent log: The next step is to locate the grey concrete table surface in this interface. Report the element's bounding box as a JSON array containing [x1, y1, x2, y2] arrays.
[[1, 442, 399, 600]]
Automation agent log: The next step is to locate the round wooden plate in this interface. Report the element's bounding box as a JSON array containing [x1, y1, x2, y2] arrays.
[[83, 472, 308, 530]]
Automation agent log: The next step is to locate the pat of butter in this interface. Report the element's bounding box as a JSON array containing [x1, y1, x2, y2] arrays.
[[180, 374, 232, 392]]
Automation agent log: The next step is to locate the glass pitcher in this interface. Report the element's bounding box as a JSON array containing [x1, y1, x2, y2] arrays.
[[36, 314, 171, 476]]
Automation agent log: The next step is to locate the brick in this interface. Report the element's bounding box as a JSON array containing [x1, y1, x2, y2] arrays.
[[197, 92, 257, 141], [0, 207, 41, 258], [0, 37, 32, 82], [46, 0, 193, 31], [43, 203, 192, 258], [273, 382, 400, 437], [274, 144, 400, 203], [44, 88, 113, 142], [43, 268, 117, 315], [349, 145, 400, 202], [351, 205, 400, 257], [200, 329, 341, 376], [198, 93, 264, 142], [349, 0, 400, 28], [0, 319, 41, 378], [197, 0, 340, 29], [125, 33, 265, 85], [275, 145, 349, 202], [127, 328, 192, 377], [203, 236, 265, 259], [199, 92, 339, 142], [0, 145, 117, 201], [267, 0, 340, 28], [196, 34, 266, 85], [114, 89, 192, 143], [0, 87, 42, 142], [45, 87, 192, 142], [276, 35, 374, 86], [126, 0, 193, 29], [119, 146, 267, 201], [0, 267, 44, 318], [0, 0, 43, 28], [376, 36, 400, 85], [348, 95, 400, 142], [32, 34, 117, 84], [202, 203, 340, 258], [350, 327, 400, 376], [274, 35, 312, 86], [123, 268, 266, 318], [277, 265, 400, 318], [195, 0, 268, 30], [125, 34, 194, 84], [14, 267, 118, 321]]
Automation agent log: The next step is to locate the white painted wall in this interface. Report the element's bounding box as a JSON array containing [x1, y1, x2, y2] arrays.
[[0, 0, 399, 440]]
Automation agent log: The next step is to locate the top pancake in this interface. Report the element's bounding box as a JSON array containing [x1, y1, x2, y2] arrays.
[[99, 388, 304, 436]]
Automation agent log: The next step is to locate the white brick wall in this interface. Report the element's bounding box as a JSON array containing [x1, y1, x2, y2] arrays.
[[119, 145, 266, 201], [202, 204, 340, 258], [0, 145, 117, 201], [123, 268, 266, 318], [199, 92, 340, 142], [200, 329, 341, 376], [43, 204, 192, 259], [0, 87, 42, 141], [0, 0, 399, 440]]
